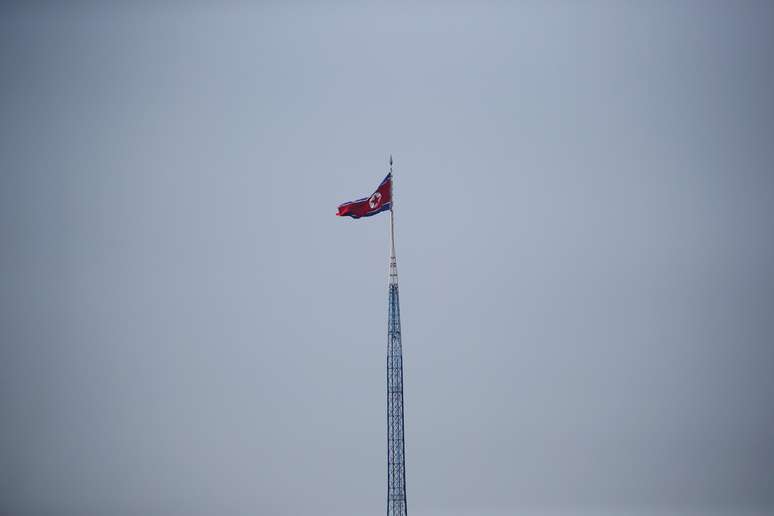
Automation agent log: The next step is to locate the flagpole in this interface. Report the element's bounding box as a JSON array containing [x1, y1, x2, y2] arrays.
[[385, 153, 407, 516], [388, 155, 398, 288], [389, 155, 396, 260]]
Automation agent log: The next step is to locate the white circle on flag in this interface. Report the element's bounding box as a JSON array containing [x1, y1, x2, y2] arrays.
[[369, 192, 382, 209]]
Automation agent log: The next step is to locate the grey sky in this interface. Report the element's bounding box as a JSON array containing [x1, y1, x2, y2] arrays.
[[2, 2, 774, 515]]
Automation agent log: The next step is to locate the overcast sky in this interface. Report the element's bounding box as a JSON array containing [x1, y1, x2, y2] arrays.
[[2, 2, 774, 516]]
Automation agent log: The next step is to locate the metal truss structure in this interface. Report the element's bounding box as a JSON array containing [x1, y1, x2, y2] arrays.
[[386, 157, 407, 516]]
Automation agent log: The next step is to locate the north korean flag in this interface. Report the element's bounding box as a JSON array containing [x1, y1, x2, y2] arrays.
[[336, 174, 392, 219]]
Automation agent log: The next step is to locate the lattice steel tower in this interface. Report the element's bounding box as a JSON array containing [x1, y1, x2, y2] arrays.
[[386, 156, 408, 516]]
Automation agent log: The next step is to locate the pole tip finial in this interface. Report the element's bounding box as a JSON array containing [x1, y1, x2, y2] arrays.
[[389, 154, 393, 166]]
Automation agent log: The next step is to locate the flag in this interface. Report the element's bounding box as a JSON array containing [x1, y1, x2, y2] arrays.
[[336, 173, 392, 219]]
